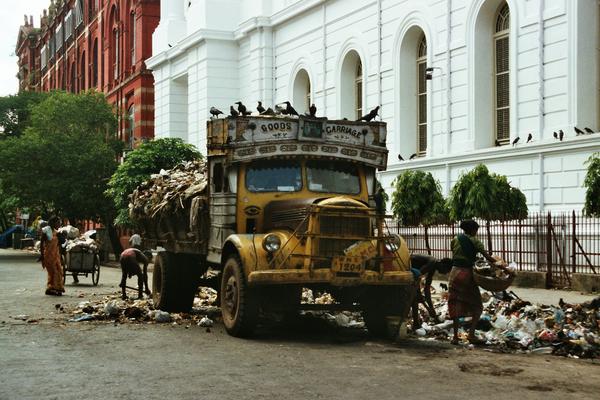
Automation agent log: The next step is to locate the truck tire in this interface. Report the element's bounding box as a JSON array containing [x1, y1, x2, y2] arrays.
[[152, 251, 199, 312], [220, 255, 258, 337], [362, 286, 415, 338]]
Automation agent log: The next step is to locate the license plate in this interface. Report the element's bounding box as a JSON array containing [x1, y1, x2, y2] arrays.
[[332, 256, 364, 273]]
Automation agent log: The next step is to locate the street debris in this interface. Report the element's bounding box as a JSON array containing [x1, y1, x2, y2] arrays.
[[413, 292, 600, 359], [65, 286, 220, 327], [129, 160, 207, 218]]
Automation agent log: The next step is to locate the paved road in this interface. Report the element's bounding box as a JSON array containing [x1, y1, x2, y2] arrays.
[[1, 249, 599, 400]]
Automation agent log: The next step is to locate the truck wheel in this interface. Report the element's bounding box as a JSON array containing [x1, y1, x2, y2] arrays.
[[152, 252, 198, 312], [362, 286, 415, 338], [221, 255, 258, 337]]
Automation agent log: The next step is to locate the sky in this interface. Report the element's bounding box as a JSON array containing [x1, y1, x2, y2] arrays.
[[0, 0, 49, 96]]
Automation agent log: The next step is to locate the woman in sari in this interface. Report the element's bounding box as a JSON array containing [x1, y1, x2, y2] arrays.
[[449, 219, 509, 344], [40, 216, 65, 296]]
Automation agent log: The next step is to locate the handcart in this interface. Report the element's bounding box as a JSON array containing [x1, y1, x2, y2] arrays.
[[63, 247, 100, 285]]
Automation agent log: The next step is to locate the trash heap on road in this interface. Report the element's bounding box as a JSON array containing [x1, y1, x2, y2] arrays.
[[417, 293, 600, 359], [129, 160, 207, 219], [66, 286, 219, 328]]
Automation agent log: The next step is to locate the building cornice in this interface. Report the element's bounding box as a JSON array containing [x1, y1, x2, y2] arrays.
[[383, 135, 600, 173], [147, 28, 235, 69]]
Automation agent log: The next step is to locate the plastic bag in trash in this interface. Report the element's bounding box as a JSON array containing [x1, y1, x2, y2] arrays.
[[151, 310, 171, 323], [198, 316, 213, 327], [69, 313, 94, 322], [104, 300, 120, 316], [415, 328, 427, 337]]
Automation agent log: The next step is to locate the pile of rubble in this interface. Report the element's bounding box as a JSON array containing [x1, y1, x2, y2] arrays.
[[416, 293, 600, 359], [129, 160, 207, 219], [67, 286, 219, 328]]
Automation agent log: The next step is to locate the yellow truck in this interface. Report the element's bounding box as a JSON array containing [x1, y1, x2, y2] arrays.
[[136, 115, 414, 337]]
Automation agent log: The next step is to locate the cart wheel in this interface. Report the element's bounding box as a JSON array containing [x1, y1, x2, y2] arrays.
[[60, 254, 67, 286], [91, 255, 100, 286]]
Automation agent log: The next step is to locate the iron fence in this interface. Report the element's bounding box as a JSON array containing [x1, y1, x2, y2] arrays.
[[386, 212, 600, 288]]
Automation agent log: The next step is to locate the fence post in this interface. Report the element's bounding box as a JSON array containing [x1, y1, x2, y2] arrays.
[[571, 210, 576, 273], [546, 212, 553, 288]]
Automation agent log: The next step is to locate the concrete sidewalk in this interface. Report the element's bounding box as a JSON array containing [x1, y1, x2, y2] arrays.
[[432, 279, 597, 306]]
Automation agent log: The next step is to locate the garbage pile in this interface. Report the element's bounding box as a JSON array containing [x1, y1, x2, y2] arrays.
[[129, 160, 207, 219], [416, 293, 600, 359], [67, 286, 219, 328], [301, 288, 364, 329]]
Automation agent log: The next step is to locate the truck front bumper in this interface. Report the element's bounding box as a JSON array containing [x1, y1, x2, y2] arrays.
[[247, 269, 413, 286]]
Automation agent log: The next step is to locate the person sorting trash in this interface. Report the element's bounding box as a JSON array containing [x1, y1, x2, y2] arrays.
[[449, 219, 513, 344], [119, 247, 152, 300], [410, 254, 453, 329]]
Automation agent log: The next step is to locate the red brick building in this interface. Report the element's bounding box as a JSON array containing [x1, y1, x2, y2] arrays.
[[16, 0, 160, 146]]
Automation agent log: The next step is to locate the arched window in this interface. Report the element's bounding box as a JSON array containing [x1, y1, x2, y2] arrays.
[[292, 69, 311, 114], [355, 61, 363, 119], [80, 51, 86, 91], [130, 11, 136, 68], [340, 50, 363, 119], [127, 105, 135, 149], [92, 39, 98, 87], [70, 62, 76, 93], [113, 28, 119, 80], [494, 3, 510, 145], [417, 35, 427, 156]]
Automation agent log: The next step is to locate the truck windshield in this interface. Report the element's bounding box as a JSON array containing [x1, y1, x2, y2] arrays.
[[246, 161, 302, 192], [306, 160, 360, 194]]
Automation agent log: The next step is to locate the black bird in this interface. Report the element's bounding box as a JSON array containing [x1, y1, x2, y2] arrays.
[[574, 126, 585, 136], [585, 127, 594, 134], [283, 101, 299, 116], [261, 107, 275, 116], [553, 131, 558, 139], [235, 101, 251, 116], [209, 106, 223, 118], [229, 106, 239, 118], [357, 106, 380, 122], [275, 104, 287, 115], [526, 133, 533, 143], [309, 103, 317, 117], [495, 139, 501, 147], [398, 154, 404, 161], [559, 130, 564, 141], [168, 43, 172, 48], [512, 136, 520, 146], [256, 101, 265, 114], [409, 153, 417, 160]]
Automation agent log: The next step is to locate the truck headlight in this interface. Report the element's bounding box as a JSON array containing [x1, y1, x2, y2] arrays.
[[263, 234, 281, 253], [385, 234, 401, 252]]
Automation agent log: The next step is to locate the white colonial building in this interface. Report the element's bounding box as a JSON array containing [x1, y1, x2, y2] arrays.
[[147, 0, 600, 212]]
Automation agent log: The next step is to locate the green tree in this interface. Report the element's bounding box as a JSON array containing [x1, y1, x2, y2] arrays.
[[0, 91, 121, 253], [0, 91, 49, 139], [447, 164, 528, 252], [106, 138, 202, 227], [583, 153, 600, 217], [391, 170, 449, 254]]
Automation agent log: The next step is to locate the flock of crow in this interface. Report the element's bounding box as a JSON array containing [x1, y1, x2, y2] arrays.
[[398, 126, 597, 162], [210, 102, 595, 162], [209, 102, 381, 122], [508, 126, 597, 146]]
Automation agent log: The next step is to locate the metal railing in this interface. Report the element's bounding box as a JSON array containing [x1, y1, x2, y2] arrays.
[[386, 211, 600, 287]]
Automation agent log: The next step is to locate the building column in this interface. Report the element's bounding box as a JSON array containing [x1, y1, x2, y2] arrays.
[[152, 0, 186, 55]]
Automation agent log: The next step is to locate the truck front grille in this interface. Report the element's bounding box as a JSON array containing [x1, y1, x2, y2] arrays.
[[314, 211, 370, 267]]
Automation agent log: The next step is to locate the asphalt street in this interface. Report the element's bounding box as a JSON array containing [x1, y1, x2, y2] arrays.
[[1, 248, 599, 400]]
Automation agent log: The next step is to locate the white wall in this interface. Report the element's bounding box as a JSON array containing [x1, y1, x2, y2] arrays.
[[147, 0, 600, 213]]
